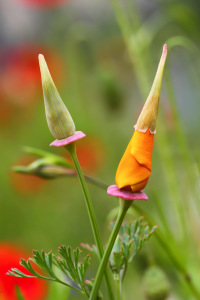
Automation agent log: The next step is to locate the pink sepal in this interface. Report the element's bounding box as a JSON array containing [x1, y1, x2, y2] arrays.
[[50, 131, 86, 147], [107, 185, 148, 201]]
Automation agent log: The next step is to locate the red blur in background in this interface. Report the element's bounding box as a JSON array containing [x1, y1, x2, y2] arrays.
[[15, 0, 68, 8], [0, 45, 65, 126], [10, 156, 47, 194], [75, 136, 106, 174], [0, 243, 48, 300]]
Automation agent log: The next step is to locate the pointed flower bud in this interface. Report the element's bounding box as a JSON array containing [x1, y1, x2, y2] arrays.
[[115, 45, 167, 193], [135, 44, 167, 134], [39, 54, 75, 140]]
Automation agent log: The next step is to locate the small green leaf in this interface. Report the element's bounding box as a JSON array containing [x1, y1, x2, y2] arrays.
[[109, 218, 158, 279], [80, 243, 98, 257], [15, 286, 25, 300], [8, 246, 91, 297], [85, 280, 103, 299]]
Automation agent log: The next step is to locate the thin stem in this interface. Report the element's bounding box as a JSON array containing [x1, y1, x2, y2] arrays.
[[164, 53, 200, 214], [110, 0, 189, 239], [110, 0, 150, 96], [66, 144, 114, 300], [83, 172, 200, 299], [90, 199, 132, 300], [132, 204, 200, 300], [152, 190, 176, 241], [116, 276, 122, 300], [54, 278, 84, 295], [84, 174, 108, 190]]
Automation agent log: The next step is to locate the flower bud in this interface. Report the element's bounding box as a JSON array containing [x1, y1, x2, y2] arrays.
[[38, 54, 75, 140], [143, 266, 170, 300], [109, 235, 124, 277], [135, 44, 167, 134], [115, 45, 167, 192], [13, 158, 76, 179]]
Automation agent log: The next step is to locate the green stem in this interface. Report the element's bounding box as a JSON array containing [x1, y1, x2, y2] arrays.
[[110, 0, 150, 97], [152, 190, 176, 241], [84, 174, 108, 190], [132, 204, 200, 300], [116, 276, 122, 300], [164, 43, 200, 214], [66, 144, 114, 300], [90, 199, 132, 300], [69, 169, 200, 299]]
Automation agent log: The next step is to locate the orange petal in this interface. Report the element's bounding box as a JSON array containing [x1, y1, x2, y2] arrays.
[[115, 129, 154, 192]]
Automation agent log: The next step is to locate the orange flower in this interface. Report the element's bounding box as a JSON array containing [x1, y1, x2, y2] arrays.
[[115, 45, 167, 192]]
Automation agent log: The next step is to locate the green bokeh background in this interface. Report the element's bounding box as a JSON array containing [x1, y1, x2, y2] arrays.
[[1, 0, 200, 299]]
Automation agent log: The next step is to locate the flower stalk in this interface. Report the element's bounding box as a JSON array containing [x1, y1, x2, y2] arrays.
[[39, 55, 114, 300], [66, 143, 114, 300], [89, 199, 132, 300]]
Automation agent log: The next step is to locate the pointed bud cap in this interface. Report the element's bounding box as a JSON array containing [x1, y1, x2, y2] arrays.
[[39, 54, 75, 140], [135, 44, 167, 134]]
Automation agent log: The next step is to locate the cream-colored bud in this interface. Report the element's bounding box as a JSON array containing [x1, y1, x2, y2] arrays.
[[135, 44, 167, 134], [39, 54, 75, 140]]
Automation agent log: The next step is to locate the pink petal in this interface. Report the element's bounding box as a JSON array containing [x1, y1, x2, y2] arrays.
[[107, 185, 148, 201], [50, 131, 86, 147]]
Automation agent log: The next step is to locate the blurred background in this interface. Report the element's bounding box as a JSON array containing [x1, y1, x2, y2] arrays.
[[1, 0, 200, 299]]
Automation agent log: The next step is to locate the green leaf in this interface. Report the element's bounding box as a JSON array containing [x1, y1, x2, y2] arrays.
[[80, 243, 98, 257], [15, 286, 25, 300], [8, 246, 91, 297], [108, 218, 158, 279], [47, 268, 70, 300]]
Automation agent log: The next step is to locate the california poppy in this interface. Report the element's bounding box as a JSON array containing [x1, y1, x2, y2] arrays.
[[115, 45, 167, 192]]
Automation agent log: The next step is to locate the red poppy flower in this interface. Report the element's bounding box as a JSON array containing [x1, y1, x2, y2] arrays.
[[16, 0, 68, 8], [75, 136, 106, 174], [10, 156, 46, 194], [0, 45, 64, 107], [0, 243, 48, 300], [0, 45, 65, 126]]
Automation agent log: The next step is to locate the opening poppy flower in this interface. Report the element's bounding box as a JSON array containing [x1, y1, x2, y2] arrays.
[[115, 45, 167, 192], [0, 243, 48, 300]]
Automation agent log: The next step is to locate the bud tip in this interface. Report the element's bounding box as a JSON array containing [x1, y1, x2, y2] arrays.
[[38, 54, 44, 64], [162, 44, 167, 59]]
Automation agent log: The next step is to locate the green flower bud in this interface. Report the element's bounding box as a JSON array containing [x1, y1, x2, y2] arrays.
[[39, 54, 75, 140], [109, 235, 125, 277], [143, 266, 170, 300]]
